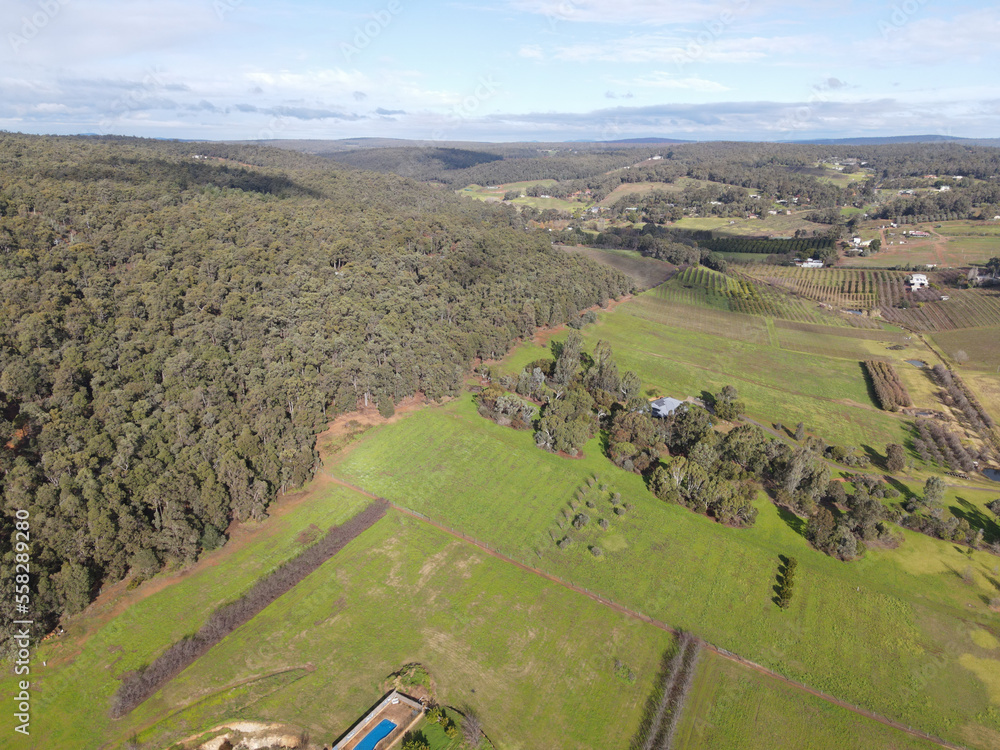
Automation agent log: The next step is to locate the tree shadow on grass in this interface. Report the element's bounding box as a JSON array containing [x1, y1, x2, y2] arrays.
[[628, 640, 683, 750], [858, 360, 881, 408], [884, 475, 914, 500], [776, 504, 807, 536], [860, 444, 885, 470], [951, 497, 1000, 544]]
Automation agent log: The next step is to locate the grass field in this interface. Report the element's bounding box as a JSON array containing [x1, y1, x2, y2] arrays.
[[674, 650, 945, 750], [588, 298, 914, 449], [597, 181, 678, 206], [0, 482, 370, 749], [124, 513, 674, 750], [932, 327, 1000, 370], [7, 477, 680, 749], [330, 396, 1000, 747], [672, 211, 831, 238], [497, 297, 919, 452]]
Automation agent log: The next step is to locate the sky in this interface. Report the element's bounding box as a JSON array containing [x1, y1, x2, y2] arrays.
[[2, 0, 999, 142]]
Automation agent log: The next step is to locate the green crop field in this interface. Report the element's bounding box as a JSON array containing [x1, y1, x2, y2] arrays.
[[330, 396, 1000, 747], [674, 650, 944, 750]]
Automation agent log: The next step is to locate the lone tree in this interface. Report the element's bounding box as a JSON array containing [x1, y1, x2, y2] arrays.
[[886, 444, 906, 473], [923, 475, 946, 507], [713, 384, 745, 421], [795, 422, 806, 441], [462, 709, 484, 748]]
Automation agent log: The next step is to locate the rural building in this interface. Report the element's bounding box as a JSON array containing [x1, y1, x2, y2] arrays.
[[794, 258, 824, 268], [909, 274, 929, 289], [651, 397, 684, 418]]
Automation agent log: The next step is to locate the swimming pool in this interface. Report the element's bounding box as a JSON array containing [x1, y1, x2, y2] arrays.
[[354, 718, 397, 750]]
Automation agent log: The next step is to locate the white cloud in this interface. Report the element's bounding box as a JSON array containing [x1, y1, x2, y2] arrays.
[[553, 33, 817, 65], [518, 44, 544, 59], [624, 71, 731, 92], [1, 0, 222, 66], [870, 8, 1000, 65], [508, 0, 771, 26]]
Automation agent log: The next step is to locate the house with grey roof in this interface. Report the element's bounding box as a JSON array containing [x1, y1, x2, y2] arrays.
[[651, 397, 684, 418]]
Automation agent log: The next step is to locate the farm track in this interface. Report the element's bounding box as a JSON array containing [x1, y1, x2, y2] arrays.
[[327, 475, 969, 750]]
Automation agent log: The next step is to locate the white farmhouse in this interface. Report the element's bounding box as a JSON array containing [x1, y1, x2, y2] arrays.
[[909, 274, 929, 289]]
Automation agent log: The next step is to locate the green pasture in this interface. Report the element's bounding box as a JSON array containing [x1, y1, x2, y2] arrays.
[[126, 513, 674, 750], [587, 302, 913, 449], [331, 396, 1000, 746], [674, 650, 945, 750], [672, 217, 733, 230], [0, 484, 370, 749], [497, 291, 915, 450]]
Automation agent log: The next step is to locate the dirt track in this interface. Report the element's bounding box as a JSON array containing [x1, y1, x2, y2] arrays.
[[328, 474, 968, 750]]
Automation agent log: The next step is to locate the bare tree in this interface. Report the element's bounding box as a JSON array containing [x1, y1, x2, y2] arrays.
[[462, 708, 484, 748]]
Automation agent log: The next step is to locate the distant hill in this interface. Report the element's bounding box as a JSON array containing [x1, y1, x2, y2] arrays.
[[784, 134, 1000, 146], [601, 137, 692, 144]]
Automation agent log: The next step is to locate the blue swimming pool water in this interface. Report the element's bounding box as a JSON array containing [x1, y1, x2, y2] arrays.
[[354, 719, 396, 750]]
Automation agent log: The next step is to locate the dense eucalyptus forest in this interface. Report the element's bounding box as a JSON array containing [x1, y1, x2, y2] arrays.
[[0, 133, 630, 644]]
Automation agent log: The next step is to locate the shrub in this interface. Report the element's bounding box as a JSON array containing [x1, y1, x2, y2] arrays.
[[614, 659, 636, 684], [572, 513, 590, 529], [886, 443, 906, 472]]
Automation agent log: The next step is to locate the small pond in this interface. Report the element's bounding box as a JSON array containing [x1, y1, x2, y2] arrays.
[[905, 359, 929, 368], [984, 468, 1000, 482]]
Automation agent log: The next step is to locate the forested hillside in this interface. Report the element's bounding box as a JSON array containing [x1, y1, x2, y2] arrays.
[[0, 133, 629, 641]]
